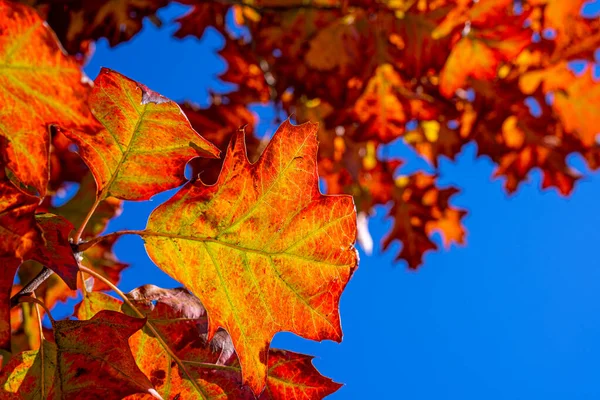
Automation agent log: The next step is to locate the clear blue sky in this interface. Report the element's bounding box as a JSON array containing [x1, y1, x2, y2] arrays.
[[69, 3, 600, 398]]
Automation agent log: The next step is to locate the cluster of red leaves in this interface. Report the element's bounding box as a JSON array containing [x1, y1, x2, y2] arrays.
[[169, 0, 600, 268], [18, 0, 600, 269], [0, 1, 357, 398]]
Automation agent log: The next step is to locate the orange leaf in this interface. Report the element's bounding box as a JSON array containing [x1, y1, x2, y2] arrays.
[[384, 173, 466, 269], [142, 120, 357, 394], [63, 68, 220, 201], [0, 0, 94, 197], [351, 64, 408, 143], [553, 70, 600, 146], [439, 37, 498, 97]]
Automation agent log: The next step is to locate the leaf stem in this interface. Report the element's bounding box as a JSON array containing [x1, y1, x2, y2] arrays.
[[77, 230, 145, 252], [18, 296, 54, 323], [78, 266, 209, 400], [72, 196, 102, 244], [181, 360, 239, 372], [30, 292, 45, 395]]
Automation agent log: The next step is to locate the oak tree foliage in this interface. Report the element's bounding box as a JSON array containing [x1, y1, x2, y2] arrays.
[[0, 0, 598, 398]]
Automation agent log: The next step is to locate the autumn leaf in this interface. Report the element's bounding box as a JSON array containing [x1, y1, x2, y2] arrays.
[[23, 0, 169, 55], [0, 170, 40, 261], [552, 69, 600, 146], [384, 173, 466, 269], [63, 68, 220, 201], [120, 285, 342, 399], [0, 0, 94, 197], [30, 214, 78, 289], [348, 64, 409, 143], [259, 350, 342, 400], [218, 38, 272, 104], [439, 37, 503, 98], [0, 170, 40, 350], [75, 291, 121, 321], [0, 339, 56, 399], [0, 310, 157, 399], [174, 1, 230, 39], [141, 120, 357, 393]]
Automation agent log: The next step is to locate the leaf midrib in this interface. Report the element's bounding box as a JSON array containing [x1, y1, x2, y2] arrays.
[[97, 85, 148, 199]]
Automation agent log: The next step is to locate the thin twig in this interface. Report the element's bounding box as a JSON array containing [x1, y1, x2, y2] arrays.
[[72, 196, 102, 244], [11, 230, 142, 308], [10, 267, 54, 308], [30, 292, 45, 394]]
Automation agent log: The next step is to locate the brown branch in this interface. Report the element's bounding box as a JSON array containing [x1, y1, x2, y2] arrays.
[[10, 267, 54, 308]]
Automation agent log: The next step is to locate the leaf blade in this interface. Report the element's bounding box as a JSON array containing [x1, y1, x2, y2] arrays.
[[143, 120, 357, 394]]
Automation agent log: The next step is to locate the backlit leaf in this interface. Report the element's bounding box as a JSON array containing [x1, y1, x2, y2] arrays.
[[30, 214, 78, 289], [62, 68, 220, 201], [0, 0, 94, 197], [384, 173, 466, 269], [142, 120, 357, 393]]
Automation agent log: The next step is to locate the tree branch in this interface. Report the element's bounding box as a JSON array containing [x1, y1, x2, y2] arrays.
[[10, 267, 54, 308], [216, 0, 343, 12]]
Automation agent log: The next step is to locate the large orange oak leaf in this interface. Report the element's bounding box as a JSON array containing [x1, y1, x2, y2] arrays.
[[141, 120, 357, 394], [63, 68, 220, 201], [0, 0, 94, 197], [0, 310, 158, 399], [120, 285, 342, 399]]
